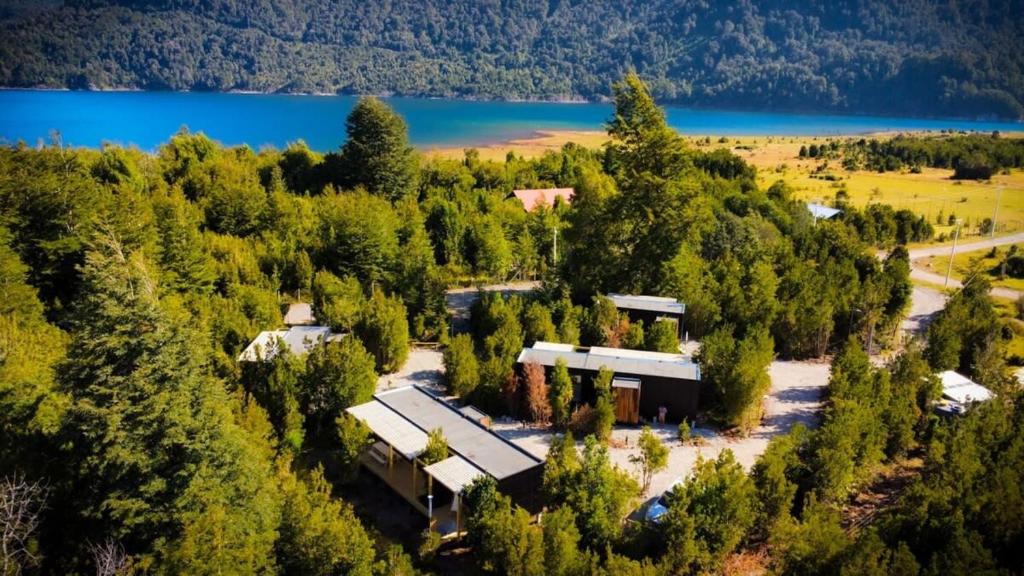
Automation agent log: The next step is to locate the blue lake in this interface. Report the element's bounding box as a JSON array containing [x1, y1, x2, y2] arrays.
[[1, 89, 1022, 151]]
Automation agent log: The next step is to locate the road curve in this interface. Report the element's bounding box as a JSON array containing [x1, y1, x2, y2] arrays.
[[905, 232, 1024, 301]]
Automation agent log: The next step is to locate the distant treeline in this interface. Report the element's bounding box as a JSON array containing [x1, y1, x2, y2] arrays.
[[1, 0, 1023, 119], [841, 134, 1024, 179]]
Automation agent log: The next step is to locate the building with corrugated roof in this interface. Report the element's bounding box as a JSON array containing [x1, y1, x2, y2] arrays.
[[607, 293, 685, 339], [935, 370, 993, 416], [517, 342, 701, 424], [346, 386, 544, 535]]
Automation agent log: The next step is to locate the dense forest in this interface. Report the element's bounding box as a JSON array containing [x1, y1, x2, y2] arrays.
[[836, 133, 1024, 179], [1, 74, 1021, 574], [2, 0, 1024, 120]]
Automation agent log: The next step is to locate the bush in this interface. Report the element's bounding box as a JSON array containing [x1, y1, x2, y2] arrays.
[[677, 419, 691, 444], [594, 394, 615, 442], [569, 405, 597, 436], [443, 333, 479, 397]]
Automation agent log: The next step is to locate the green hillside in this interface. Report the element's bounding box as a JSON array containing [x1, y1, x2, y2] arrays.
[[1, 1, 1023, 117]]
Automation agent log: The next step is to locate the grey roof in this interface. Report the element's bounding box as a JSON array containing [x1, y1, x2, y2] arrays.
[[607, 293, 685, 316], [346, 401, 428, 459], [516, 342, 701, 381], [807, 203, 842, 219], [373, 387, 542, 480], [422, 455, 486, 494]]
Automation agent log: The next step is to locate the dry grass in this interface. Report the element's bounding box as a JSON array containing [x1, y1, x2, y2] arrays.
[[422, 130, 1024, 240], [423, 129, 608, 162]]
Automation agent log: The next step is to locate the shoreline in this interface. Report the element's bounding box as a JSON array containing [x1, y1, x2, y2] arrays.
[[421, 128, 1024, 161], [1, 86, 1020, 124]]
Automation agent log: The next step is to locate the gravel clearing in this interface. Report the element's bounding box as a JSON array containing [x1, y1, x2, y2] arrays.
[[492, 359, 831, 500]]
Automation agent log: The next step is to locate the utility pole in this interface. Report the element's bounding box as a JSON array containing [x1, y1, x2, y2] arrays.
[[944, 218, 962, 288], [992, 185, 1004, 238], [552, 226, 558, 264]]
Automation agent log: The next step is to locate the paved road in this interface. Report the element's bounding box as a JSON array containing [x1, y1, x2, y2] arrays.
[[905, 232, 1024, 301], [906, 232, 1024, 260]]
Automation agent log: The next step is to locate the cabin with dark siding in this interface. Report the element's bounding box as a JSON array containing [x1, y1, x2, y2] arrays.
[[516, 342, 702, 423]]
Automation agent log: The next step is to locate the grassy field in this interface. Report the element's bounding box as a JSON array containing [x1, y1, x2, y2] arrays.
[[425, 131, 1024, 241]]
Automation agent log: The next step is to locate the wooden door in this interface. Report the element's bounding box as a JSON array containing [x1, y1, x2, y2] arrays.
[[614, 387, 640, 424]]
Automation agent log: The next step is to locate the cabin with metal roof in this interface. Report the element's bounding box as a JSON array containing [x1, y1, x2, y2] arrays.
[[346, 386, 544, 535], [607, 293, 685, 338], [238, 303, 343, 362], [935, 370, 993, 416], [517, 342, 701, 424]]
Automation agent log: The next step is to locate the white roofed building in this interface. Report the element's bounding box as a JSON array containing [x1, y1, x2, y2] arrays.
[[936, 370, 993, 415], [237, 326, 343, 362]]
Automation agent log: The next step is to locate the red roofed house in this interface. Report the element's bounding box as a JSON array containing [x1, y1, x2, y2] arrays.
[[511, 188, 574, 211]]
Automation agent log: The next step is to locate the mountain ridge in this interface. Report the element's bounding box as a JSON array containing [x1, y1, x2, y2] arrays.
[[1, 0, 1022, 119]]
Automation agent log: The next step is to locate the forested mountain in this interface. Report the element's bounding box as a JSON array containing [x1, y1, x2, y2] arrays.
[[1, 0, 1023, 119]]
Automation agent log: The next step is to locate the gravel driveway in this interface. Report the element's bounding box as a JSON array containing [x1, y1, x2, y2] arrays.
[[492, 359, 831, 500]]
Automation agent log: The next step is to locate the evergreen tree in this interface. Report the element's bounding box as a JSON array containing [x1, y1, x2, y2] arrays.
[[566, 436, 638, 549], [645, 319, 680, 353], [301, 338, 377, 445], [630, 426, 668, 494], [58, 235, 280, 571], [275, 465, 376, 576], [421, 428, 449, 465], [698, 325, 774, 432], [335, 414, 372, 483], [311, 270, 365, 332], [443, 333, 480, 398], [152, 190, 215, 293], [354, 291, 409, 373], [663, 450, 757, 574], [548, 359, 574, 428], [522, 301, 557, 345], [541, 507, 583, 576], [336, 97, 418, 202]]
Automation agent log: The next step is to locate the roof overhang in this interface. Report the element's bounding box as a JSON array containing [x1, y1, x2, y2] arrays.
[[422, 455, 486, 494], [346, 400, 428, 459]]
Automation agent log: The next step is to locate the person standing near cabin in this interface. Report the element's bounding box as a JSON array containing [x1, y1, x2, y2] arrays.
[[658, 406, 667, 424]]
